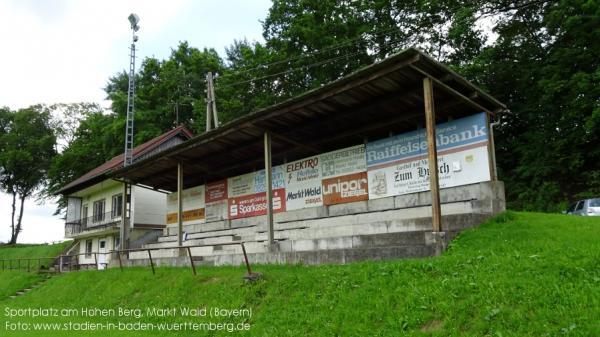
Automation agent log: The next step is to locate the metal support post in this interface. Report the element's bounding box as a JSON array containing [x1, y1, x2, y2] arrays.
[[264, 132, 275, 245]]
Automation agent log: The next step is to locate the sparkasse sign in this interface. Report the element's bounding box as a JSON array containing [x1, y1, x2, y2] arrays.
[[228, 188, 286, 219]]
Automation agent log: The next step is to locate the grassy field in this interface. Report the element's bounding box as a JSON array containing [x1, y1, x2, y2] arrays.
[[0, 212, 598, 336], [0, 242, 72, 270], [0, 271, 48, 299]]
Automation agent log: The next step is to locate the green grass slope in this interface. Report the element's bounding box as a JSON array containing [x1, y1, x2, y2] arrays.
[[0, 271, 47, 299], [1, 212, 599, 337], [0, 242, 72, 300], [0, 242, 72, 269]]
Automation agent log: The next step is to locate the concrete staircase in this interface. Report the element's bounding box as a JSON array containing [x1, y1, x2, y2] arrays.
[[120, 181, 504, 267]]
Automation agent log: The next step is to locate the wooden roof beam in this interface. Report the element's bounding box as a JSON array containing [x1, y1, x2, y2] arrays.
[[408, 65, 495, 116], [269, 131, 323, 153], [282, 85, 424, 142], [252, 54, 420, 125]]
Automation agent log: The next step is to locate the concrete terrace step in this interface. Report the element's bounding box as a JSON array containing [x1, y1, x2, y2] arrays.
[[163, 199, 474, 237], [143, 211, 485, 261], [210, 231, 428, 257], [158, 233, 242, 244], [163, 216, 318, 239], [158, 226, 259, 242], [247, 212, 486, 242], [158, 201, 476, 245], [290, 231, 428, 251], [164, 221, 257, 236], [279, 201, 474, 232], [128, 230, 430, 262], [128, 238, 289, 260], [124, 242, 434, 267], [124, 256, 216, 268], [145, 235, 241, 249], [162, 220, 231, 236], [205, 244, 436, 266]]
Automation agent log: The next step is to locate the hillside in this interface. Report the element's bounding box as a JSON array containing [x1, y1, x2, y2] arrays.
[[0, 242, 71, 304], [0, 242, 72, 267], [0, 212, 599, 336]]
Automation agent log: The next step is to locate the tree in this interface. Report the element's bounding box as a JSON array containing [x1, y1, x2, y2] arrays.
[[46, 108, 118, 214], [225, 0, 599, 211], [217, 0, 486, 110], [216, 39, 283, 117], [105, 42, 225, 137], [46, 102, 105, 149], [465, 0, 600, 211], [0, 106, 56, 244], [62, 0, 596, 213]]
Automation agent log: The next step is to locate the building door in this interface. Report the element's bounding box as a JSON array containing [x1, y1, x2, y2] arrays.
[[98, 239, 107, 270]]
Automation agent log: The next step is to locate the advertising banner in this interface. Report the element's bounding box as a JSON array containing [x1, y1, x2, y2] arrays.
[[322, 171, 369, 205], [183, 185, 205, 210], [166, 193, 177, 223], [165, 185, 206, 224], [228, 172, 255, 198], [284, 156, 323, 210], [205, 201, 228, 222], [253, 165, 286, 193], [205, 180, 229, 222], [166, 208, 206, 224], [163, 113, 491, 222], [320, 144, 366, 179], [166, 192, 177, 208], [228, 188, 286, 219], [366, 113, 490, 199], [205, 180, 227, 203]]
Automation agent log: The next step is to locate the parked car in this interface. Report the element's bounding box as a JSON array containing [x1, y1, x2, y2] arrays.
[[565, 198, 600, 216]]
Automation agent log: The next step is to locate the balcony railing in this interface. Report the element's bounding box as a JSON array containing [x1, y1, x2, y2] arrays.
[[65, 211, 122, 237]]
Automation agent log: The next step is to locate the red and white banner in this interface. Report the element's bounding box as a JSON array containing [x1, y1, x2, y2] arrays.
[[205, 180, 229, 221], [228, 188, 286, 219], [205, 180, 227, 203]]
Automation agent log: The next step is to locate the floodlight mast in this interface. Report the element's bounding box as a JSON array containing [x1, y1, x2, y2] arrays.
[[124, 13, 139, 167]]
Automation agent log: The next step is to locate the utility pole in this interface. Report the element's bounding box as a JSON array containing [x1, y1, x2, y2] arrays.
[[206, 72, 219, 131]]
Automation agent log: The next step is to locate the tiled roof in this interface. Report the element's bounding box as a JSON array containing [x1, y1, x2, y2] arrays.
[[58, 125, 193, 194]]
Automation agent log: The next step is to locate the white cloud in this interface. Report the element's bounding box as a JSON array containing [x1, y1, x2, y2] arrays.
[[0, 0, 270, 243], [0, 0, 190, 110], [0, 193, 64, 244]]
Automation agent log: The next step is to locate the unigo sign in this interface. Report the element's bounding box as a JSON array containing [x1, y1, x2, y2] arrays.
[[322, 171, 368, 205]]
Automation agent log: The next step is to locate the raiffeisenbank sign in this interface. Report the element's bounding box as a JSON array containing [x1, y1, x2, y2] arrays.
[[366, 112, 490, 199], [166, 113, 491, 222]]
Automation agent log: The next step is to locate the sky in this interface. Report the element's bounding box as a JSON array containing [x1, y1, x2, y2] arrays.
[[0, 0, 272, 243]]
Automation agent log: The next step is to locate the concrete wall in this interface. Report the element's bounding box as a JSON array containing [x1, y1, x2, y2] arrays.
[[68, 180, 167, 228], [164, 181, 505, 236], [120, 181, 505, 267], [77, 235, 115, 266], [77, 181, 122, 226]]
